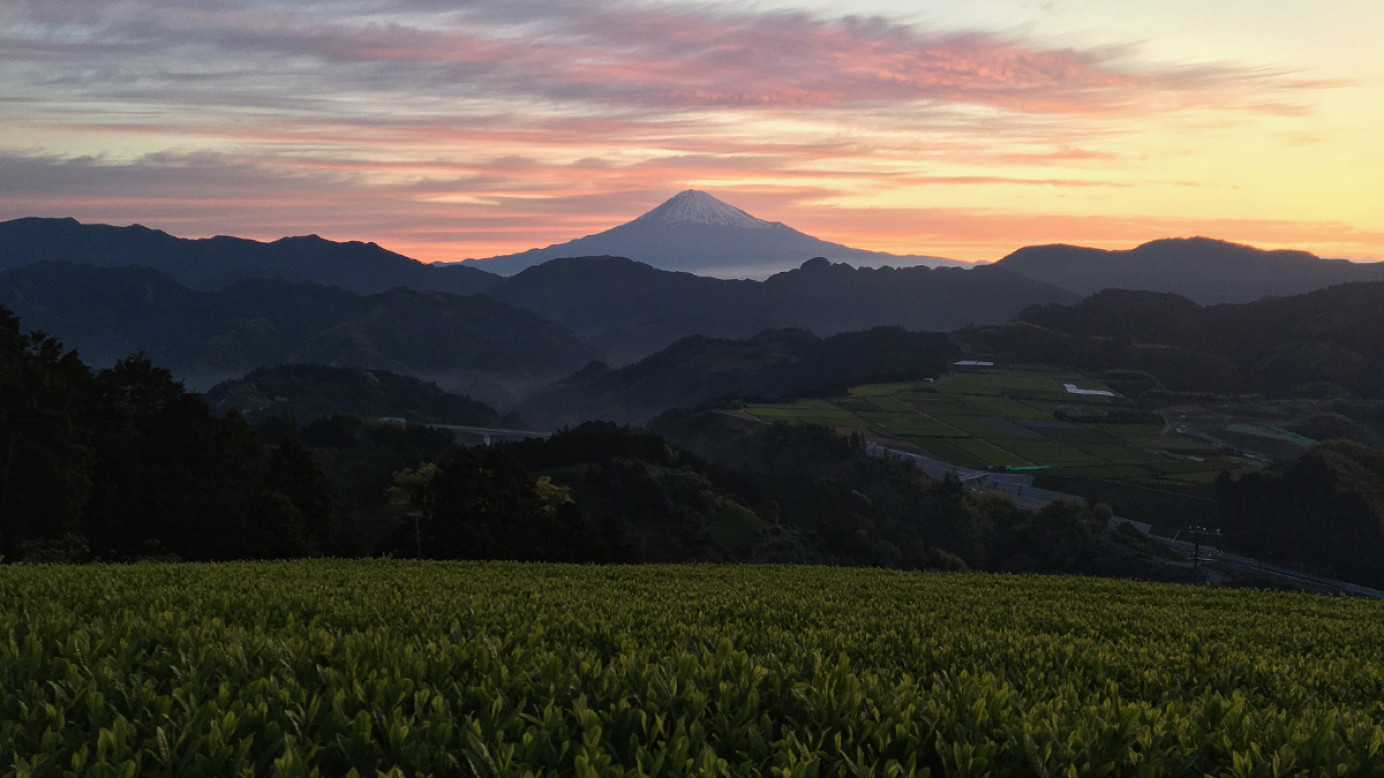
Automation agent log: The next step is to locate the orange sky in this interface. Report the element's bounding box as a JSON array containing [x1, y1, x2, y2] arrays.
[[2, 0, 1380, 264]]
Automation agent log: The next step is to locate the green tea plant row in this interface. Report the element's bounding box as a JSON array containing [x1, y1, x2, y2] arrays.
[[3, 561, 1383, 777]]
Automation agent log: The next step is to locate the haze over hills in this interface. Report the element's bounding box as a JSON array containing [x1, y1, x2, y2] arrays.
[[464, 190, 964, 278], [0, 217, 502, 296], [205, 364, 513, 427], [518, 326, 957, 429], [7, 215, 1377, 322], [996, 237, 1384, 304], [8, 213, 1384, 404], [0, 251, 1077, 384], [485, 256, 771, 364], [0, 262, 590, 402], [487, 255, 1079, 364]]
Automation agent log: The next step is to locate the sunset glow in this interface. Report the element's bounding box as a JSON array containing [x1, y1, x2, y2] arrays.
[[2, 0, 1380, 263]]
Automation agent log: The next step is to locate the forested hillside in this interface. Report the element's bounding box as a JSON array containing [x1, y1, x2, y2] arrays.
[[205, 364, 520, 427], [490, 256, 1076, 364], [0, 306, 363, 561], [2, 304, 1131, 574], [0, 262, 592, 397], [966, 283, 1384, 397], [518, 327, 957, 428]]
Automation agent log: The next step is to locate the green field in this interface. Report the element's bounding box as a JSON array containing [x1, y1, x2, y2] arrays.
[[744, 399, 870, 431], [4, 561, 1384, 776], [745, 371, 1254, 482]]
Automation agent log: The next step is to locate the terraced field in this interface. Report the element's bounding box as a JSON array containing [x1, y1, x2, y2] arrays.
[[4, 561, 1383, 777], [746, 370, 1260, 481]]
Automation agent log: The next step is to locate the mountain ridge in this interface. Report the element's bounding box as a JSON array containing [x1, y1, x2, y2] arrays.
[[486, 255, 1078, 364], [996, 236, 1384, 304], [0, 216, 502, 296]]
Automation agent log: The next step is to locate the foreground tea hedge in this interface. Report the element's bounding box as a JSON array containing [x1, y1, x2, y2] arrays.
[[3, 561, 1383, 777]]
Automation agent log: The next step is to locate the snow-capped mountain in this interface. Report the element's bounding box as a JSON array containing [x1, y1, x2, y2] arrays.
[[631, 189, 771, 229], [464, 190, 961, 278]]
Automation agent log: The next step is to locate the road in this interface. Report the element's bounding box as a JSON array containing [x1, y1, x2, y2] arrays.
[[866, 442, 1079, 510], [377, 417, 550, 445], [870, 441, 1384, 598]]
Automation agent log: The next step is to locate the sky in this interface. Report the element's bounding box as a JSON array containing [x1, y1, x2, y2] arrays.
[[2, 0, 1381, 264]]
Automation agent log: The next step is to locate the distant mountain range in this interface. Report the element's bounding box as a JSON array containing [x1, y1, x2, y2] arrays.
[[5, 217, 1378, 310], [464, 190, 963, 278], [0, 246, 1078, 377], [6, 213, 1384, 415], [995, 237, 1384, 304], [0, 216, 501, 296]]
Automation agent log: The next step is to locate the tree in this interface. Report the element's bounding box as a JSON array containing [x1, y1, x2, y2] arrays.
[[0, 307, 94, 558], [83, 355, 267, 559], [1219, 440, 1384, 586], [388, 462, 439, 559]]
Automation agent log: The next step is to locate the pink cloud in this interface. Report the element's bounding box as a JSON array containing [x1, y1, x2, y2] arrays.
[[6, 1, 1326, 119]]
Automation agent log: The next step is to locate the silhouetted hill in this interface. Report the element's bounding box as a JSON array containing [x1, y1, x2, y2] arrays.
[[518, 326, 957, 429], [204, 364, 510, 426], [467, 189, 961, 278], [0, 262, 591, 398], [487, 256, 772, 363], [0, 217, 502, 295], [759, 258, 1080, 333], [970, 282, 1384, 396], [996, 237, 1384, 304], [489, 256, 1076, 364]]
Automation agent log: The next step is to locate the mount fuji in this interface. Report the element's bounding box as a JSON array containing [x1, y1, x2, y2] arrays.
[[464, 190, 963, 278]]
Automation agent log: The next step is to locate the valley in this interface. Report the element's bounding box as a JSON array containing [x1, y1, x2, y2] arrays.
[[6, 209, 1384, 591], [8, 3, 1384, 774]]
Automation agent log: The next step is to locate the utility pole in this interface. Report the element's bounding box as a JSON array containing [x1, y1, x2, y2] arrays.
[[1184, 525, 1222, 584]]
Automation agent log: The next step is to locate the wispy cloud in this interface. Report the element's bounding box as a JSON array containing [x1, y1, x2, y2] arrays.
[[5, 0, 1323, 120]]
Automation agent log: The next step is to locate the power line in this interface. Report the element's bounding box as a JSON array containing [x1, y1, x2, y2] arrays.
[[1178, 525, 1222, 584]]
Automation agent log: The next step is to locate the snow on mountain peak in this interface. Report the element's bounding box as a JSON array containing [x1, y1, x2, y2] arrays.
[[634, 190, 773, 229]]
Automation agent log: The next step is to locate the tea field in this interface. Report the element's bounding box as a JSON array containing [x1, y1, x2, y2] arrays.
[[4, 560, 1384, 776]]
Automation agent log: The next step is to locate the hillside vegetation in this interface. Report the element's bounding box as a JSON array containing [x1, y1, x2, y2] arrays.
[[204, 364, 519, 428], [0, 263, 591, 395], [0, 304, 1118, 574], [492, 256, 1075, 364], [947, 284, 1384, 583], [984, 283, 1384, 398], [4, 561, 1383, 777], [519, 327, 956, 429]]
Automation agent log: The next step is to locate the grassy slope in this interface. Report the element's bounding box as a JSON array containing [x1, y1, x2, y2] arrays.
[[4, 560, 1383, 776]]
